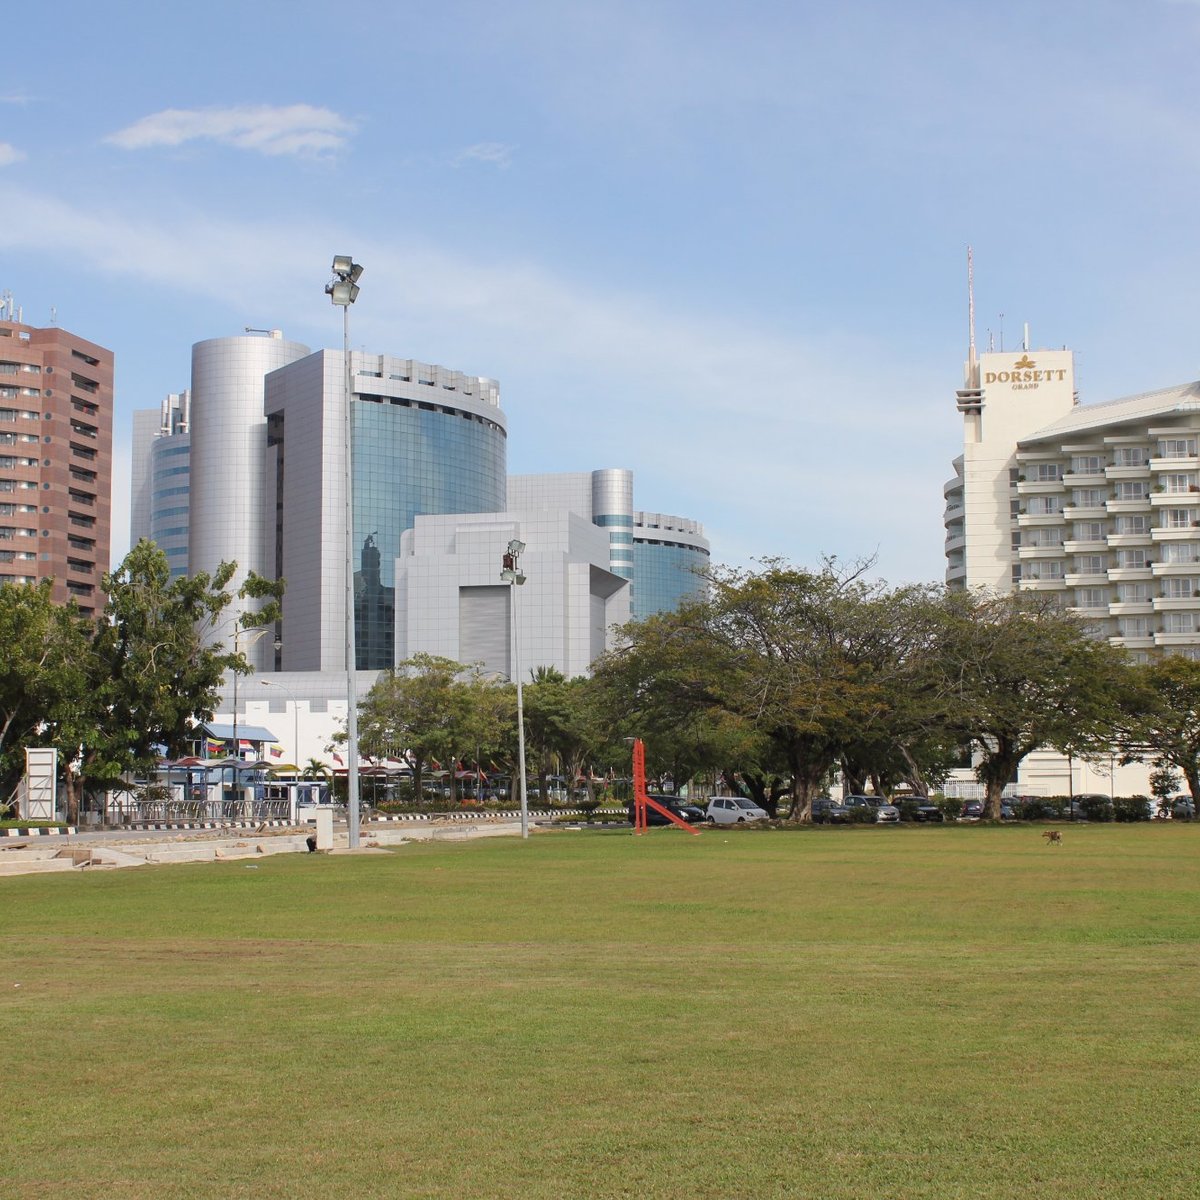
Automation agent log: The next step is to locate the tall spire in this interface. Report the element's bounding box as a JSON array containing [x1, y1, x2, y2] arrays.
[[966, 245, 979, 388]]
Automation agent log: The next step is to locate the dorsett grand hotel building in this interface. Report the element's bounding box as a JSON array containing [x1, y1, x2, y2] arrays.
[[944, 336, 1200, 792]]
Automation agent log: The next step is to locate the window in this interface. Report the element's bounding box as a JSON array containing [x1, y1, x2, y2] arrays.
[[1035, 463, 1062, 481], [1163, 473, 1197, 494], [1162, 543, 1199, 564], [1118, 582, 1152, 602], [1075, 555, 1106, 575], [1028, 528, 1064, 547], [1027, 497, 1063, 515], [1164, 509, 1195, 530], [1163, 577, 1196, 598], [1073, 489, 1105, 508], [1115, 481, 1149, 500], [1072, 521, 1104, 542], [1164, 611, 1197, 634], [1158, 437, 1197, 459], [1024, 561, 1064, 580], [1119, 617, 1150, 637], [1071, 455, 1104, 474], [1075, 588, 1106, 608], [1117, 549, 1150, 568], [1116, 515, 1150, 534], [1113, 446, 1148, 467]]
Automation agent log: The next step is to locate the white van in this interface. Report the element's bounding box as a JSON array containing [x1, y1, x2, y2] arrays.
[[705, 796, 769, 825]]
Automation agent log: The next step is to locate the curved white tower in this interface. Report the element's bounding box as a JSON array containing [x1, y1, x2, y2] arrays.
[[189, 331, 310, 665]]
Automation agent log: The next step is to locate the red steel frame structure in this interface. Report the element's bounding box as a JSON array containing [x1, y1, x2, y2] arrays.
[[630, 737, 700, 836]]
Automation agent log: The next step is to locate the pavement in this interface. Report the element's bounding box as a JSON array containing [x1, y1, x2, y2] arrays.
[[0, 817, 534, 877]]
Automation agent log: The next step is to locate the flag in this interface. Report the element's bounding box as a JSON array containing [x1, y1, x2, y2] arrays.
[[206, 739, 224, 756], [333, 752, 344, 765], [239, 739, 252, 749], [269, 744, 283, 759]]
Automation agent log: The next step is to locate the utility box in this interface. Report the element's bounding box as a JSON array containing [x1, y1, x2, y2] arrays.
[[314, 806, 335, 851], [22, 748, 58, 821]]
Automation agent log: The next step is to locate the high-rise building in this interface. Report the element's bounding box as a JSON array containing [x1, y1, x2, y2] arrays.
[[130, 390, 190, 577], [944, 345, 1200, 661], [0, 301, 113, 614]]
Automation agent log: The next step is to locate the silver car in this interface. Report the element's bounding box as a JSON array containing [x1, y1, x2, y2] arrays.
[[844, 795, 900, 824], [706, 795, 769, 825]]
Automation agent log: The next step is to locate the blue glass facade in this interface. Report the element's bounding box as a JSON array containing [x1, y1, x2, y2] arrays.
[[632, 539, 709, 620], [352, 397, 506, 668]]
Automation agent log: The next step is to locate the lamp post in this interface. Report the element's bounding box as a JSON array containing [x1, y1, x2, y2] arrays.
[[231, 626, 274, 759], [500, 538, 529, 839], [261, 678, 299, 768], [326, 255, 364, 849]]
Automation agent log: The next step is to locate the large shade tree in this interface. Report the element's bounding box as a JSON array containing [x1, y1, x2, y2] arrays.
[[930, 589, 1129, 819], [1114, 655, 1200, 802]]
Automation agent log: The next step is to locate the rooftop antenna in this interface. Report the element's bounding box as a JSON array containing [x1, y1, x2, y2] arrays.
[[1023, 321, 1030, 351], [50, 306, 57, 326], [965, 246, 979, 389], [999, 312, 1005, 353]]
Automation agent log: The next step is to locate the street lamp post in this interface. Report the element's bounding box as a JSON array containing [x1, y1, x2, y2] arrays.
[[326, 255, 364, 849], [231, 626, 274, 759], [500, 539, 529, 839], [261, 678, 299, 767]]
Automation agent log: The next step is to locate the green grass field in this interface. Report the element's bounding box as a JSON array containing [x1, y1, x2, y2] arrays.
[[4, 823, 1199, 1198]]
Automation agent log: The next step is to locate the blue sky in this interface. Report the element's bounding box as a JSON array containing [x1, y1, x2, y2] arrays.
[[3, 0, 1200, 583]]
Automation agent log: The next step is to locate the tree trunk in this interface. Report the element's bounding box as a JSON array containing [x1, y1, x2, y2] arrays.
[[63, 773, 81, 826]]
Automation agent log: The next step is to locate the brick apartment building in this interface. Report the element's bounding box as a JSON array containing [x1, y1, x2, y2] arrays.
[[0, 305, 112, 614]]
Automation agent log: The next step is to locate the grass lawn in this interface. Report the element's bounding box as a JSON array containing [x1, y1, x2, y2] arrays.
[[4, 823, 1199, 1198]]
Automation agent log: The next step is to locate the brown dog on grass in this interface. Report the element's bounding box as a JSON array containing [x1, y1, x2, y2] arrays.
[[1042, 830, 1063, 845]]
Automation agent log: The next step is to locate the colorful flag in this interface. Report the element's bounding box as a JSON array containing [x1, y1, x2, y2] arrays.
[[239, 739, 252, 749], [269, 744, 283, 759], [206, 739, 224, 756]]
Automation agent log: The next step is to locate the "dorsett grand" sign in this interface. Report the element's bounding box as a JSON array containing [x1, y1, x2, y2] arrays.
[[984, 354, 1069, 390]]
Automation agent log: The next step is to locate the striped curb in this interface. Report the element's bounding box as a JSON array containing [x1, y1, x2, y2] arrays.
[[2, 826, 78, 838]]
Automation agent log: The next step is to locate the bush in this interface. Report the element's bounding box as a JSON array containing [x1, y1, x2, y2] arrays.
[[1113, 795, 1152, 823], [1014, 797, 1058, 821], [935, 798, 962, 821], [1077, 794, 1114, 822], [847, 805, 876, 824]]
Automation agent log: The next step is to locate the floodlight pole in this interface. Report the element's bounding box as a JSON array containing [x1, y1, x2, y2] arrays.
[[326, 255, 364, 848], [501, 539, 529, 839]]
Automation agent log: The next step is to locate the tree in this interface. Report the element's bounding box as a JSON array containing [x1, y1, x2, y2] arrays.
[[0, 580, 91, 808], [1115, 656, 1200, 804], [931, 590, 1129, 819], [357, 654, 511, 804], [32, 540, 283, 822]]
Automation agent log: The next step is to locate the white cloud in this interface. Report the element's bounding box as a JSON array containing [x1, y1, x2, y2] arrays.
[[454, 142, 516, 169], [0, 144, 24, 166], [0, 183, 953, 582], [105, 104, 355, 157]]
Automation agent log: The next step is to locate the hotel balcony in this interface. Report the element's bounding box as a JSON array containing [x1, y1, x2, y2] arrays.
[[1113, 635, 1156, 649], [1152, 560, 1200, 576], [1065, 572, 1109, 587], [1110, 601, 1154, 616], [1018, 544, 1065, 559], [1067, 604, 1109, 620], [1019, 577, 1068, 591], [1106, 498, 1152, 514], [1154, 631, 1200, 648], [1149, 456, 1200, 473], [1061, 470, 1107, 487], [1151, 526, 1200, 542], [1108, 567, 1154, 582], [1150, 490, 1200, 505], [1107, 533, 1153, 547], [945, 533, 966, 555], [1153, 596, 1200, 612], [1062, 504, 1107, 521], [1105, 463, 1151, 480], [1015, 479, 1065, 496], [1017, 511, 1067, 527], [1063, 539, 1107, 555]]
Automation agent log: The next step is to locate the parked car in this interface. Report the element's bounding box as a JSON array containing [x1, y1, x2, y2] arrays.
[[959, 801, 984, 820], [902, 796, 945, 823], [626, 794, 707, 825], [706, 795, 769, 825], [1173, 795, 1196, 819], [844, 795, 900, 824], [811, 796, 851, 824], [1071, 793, 1114, 821]]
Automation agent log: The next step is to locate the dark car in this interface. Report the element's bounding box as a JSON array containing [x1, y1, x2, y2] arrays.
[[903, 797, 945, 823], [811, 796, 850, 824], [626, 794, 706, 826]]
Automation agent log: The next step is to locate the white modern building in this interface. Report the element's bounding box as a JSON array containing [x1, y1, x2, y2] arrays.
[[130, 332, 708, 765], [942, 328, 1200, 795]]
